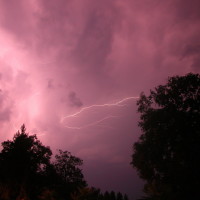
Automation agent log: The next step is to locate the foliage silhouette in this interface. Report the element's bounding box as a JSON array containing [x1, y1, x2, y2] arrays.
[[0, 125, 86, 200], [116, 192, 123, 200], [52, 149, 87, 199], [0, 125, 128, 200], [131, 73, 200, 200], [71, 187, 101, 200], [0, 124, 52, 199], [54, 149, 86, 185], [71, 188, 128, 200]]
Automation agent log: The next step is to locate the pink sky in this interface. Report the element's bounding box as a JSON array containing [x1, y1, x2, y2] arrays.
[[0, 0, 200, 199]]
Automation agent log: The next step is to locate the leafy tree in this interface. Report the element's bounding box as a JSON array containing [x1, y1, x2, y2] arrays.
[[0, 124, 52, 200], [131, 73, 200, 199], [71, 187, 101, 200], [52, 149, 86, 199], [123, 194, 128, 200], [0, 125, 87, 200], [110, 191, 116, 200], [54, 149, 86, 185], [71, 188, 128, 200], [38, 188, 58, 200], [116, 192, 123, 200], [104, 191, 111, 200]]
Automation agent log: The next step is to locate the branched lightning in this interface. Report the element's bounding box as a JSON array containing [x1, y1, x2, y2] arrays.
[[61, 96, 139, 123], [64, 115, 119, 130], [61, 96, 139, 130]]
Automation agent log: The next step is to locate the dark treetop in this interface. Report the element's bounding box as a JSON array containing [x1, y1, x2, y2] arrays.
[[131, 73, 200, 200], [0, 125, 86, 200], [0, 125, 129, 200]]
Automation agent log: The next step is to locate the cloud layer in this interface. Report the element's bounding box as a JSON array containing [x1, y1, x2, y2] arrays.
[[0, 0, 200, 199]]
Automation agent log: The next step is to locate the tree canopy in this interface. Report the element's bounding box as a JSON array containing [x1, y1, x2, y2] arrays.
[[0, 125, 86, 200], [71, 187, 128, 200], [0, 125, 128, 200], [131, 73, 200, 200]]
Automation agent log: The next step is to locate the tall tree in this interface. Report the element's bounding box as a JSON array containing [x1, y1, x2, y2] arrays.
[[110, 191, 116, 200], [116, 192, 123, 200], [0, 125, 87, 200], [131, 73, 200, 199], [71, 187, 101, 200], [54, 150, 85, 185], [104, 191, 111, 200], [53, 149, 86, 198], [0, 125, 52, 200]]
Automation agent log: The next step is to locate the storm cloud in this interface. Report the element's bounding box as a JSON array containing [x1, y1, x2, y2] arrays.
[[0, 0, 199, 199]]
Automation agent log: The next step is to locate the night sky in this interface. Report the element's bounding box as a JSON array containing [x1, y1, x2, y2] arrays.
[[0, 0, 200, 199]]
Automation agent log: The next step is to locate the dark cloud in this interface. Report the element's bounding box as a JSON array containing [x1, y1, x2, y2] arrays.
[[181, 44, 200, 70], [47, 79, 54, 89], [191, 57, 200, 71], [173, 0, 200, 21], [68, 91, 83, 107], [72, 5, 118, 73], [182, 44, 200, 58], [0, 0, 200, 199]]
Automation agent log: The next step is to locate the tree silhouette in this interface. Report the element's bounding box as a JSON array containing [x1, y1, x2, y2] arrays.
[[110, 191, 116, 200], [71, 188, 128, 200], [52, 149, 86, 199], [71, 187, 101, 200], [0, 124, 52, 199], [0, 125, 87, 200], [123, 194, 128, 200], [104, 191, 111, 200], [0, 125, 128, 200], [54, 149, 86, 185], [116, 192, 123, 200], [131, 73, 200, 199]]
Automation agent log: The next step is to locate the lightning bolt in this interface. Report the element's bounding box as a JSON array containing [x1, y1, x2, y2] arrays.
[[61, 96, 139, 129], [64, 115, 119, 130], [61, 96, 139, 122]]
